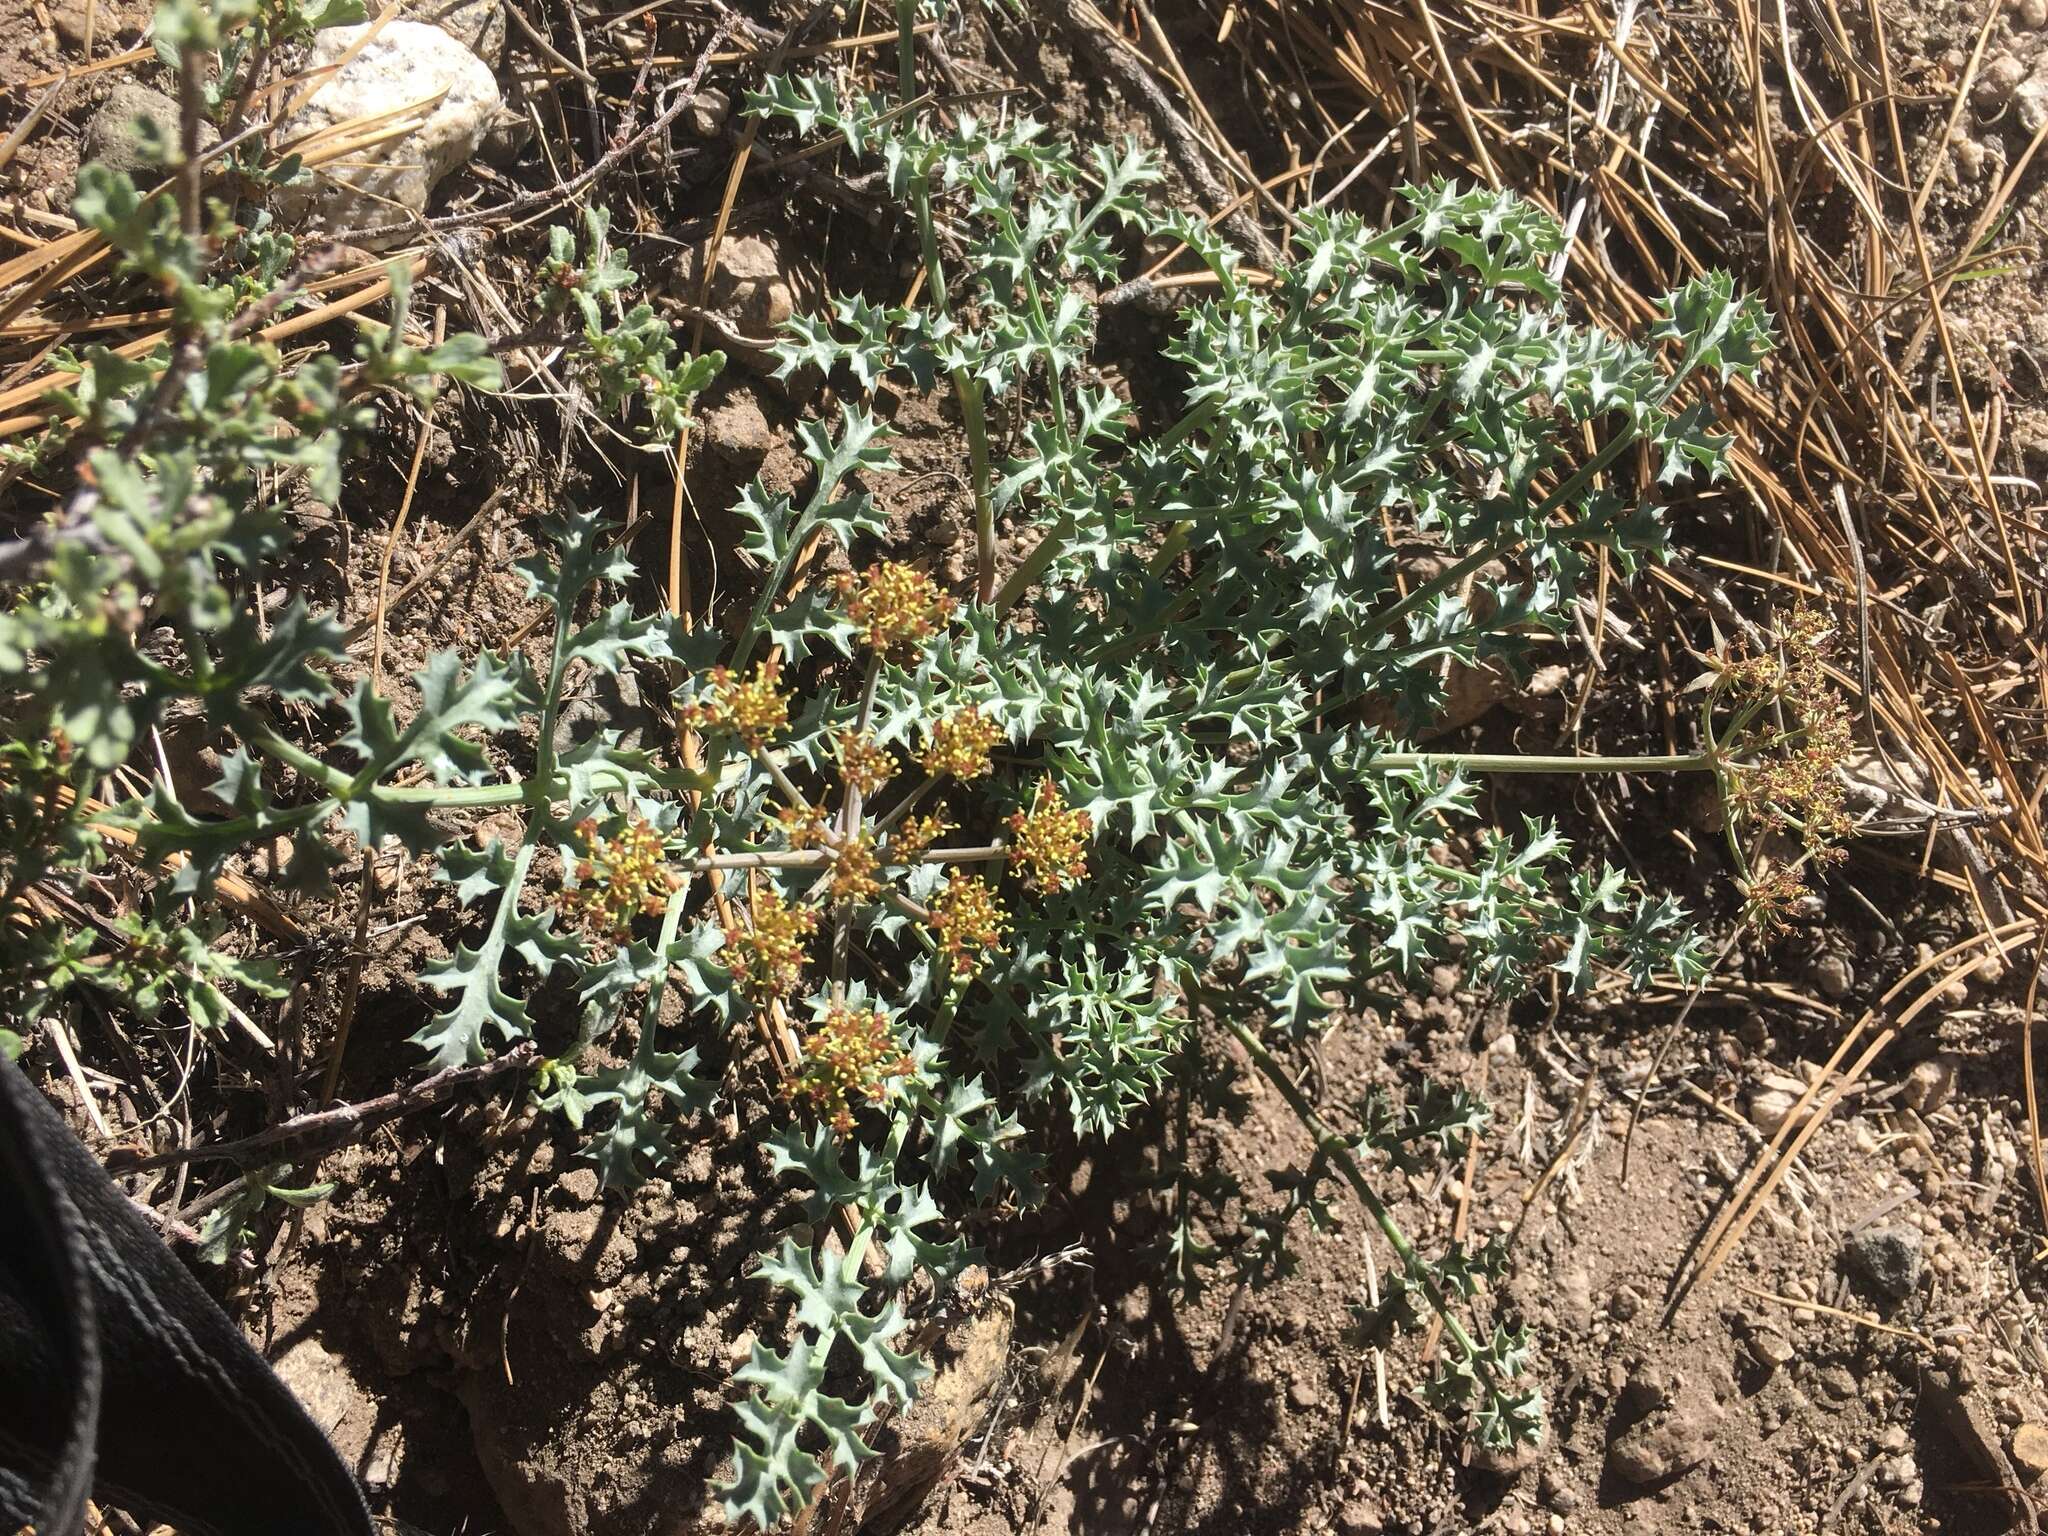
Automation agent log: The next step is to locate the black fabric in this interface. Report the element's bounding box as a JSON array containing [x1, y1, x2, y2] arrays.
[[0, 1054, 96, 1535], [0, 1057, 374, 1536]]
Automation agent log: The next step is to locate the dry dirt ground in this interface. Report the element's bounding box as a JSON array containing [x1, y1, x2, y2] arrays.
[[6, 0, 2048, 1533]]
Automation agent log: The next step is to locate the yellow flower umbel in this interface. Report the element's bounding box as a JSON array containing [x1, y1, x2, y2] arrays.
[[886, 811, 955, 865], [920, 706, 1002, 780], [783, 1004, 912, 1133], [836, 560, 956, 661], [1007, 778, 1092, 893], [681, 660, 789, 750], [835, 729, 898, 798], [1720, 606, 1854, 861], [732, 885, 819, 999], [1739, 864, 1808, 939], [771, 799, 830, 850], [560, 815, 679, 942], [929, 874, 1007, 975], [828, 829, 882, 903]]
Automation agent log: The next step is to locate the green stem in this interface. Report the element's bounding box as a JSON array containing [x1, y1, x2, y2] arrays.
[[1364, 537, 1523, 651], [895, 0, 918, 107], [1145, 521, 1192, 577], [1223, 1016, 1506, 1400], [996, 399, 1222, 616], [634, 879, 693, 1062], [243, 723, 360, 798], [891, 0, 995, 603], [1371, 749, 1716, 776], [992, 509, 1071, 615], [246, 723, 637, 809]]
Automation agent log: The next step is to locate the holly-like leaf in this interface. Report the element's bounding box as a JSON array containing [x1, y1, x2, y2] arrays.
[[342, 648, 533, 786]]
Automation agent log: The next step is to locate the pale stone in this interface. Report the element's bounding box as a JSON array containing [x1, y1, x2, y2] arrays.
[[80, 82, 218, 190], [274, 21, 500, 247], [2011, 1422, 2048, 1477]]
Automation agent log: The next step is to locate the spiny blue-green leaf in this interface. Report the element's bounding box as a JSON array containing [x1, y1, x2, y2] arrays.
[[758, 1236, 869, 1335], [342, 648, 532, 785], [765, 585, 857, 663], [413, 843, 539, 1068], [580, 1041, 716, 1189]]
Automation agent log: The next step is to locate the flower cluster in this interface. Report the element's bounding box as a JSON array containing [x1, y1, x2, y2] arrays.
[[1006, 778, 1091, 893], [920, 707, 1001, 780], [828, 830, 882, 902], [731, 885, 819, 999], [1721, 606, 1854, 860], [783, 1004, 912, 1133], [682, 661, 789, 749], [885, 811, 954, 864], [835, 730, 898, 798], [928, 874, 1007, 975], [1739, 864, 1809, 938], [835, 561, 955, 660], [559, 815, 678, 941], [772, 799, 830, 849]]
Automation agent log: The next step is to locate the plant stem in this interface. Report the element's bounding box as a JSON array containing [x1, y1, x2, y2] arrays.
[[895, 0, 917, 107], [630, 879, 694, 1072], [894, 0, 996, 603], [992, 509, 1071, 614], [245, 723, 641, 809], [998, 398, 1222, 615], [1223, 1016, 1513, 1408], [1374, 749, 1715, 775]]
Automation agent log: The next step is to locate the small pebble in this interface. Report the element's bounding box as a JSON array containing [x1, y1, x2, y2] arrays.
[[1747, 1086, 1800, 1135], [1902, 1058, 1956, 1116], [50, 0, 92, 45], [1539, 1469, 1580, 1514], [1843, 1224, 1925, 1301], [1814, 1365, 1859, 1402], [1748, 1330, 1796, 1370], [2010, 1423, 2048, 1477], [1808, 950, 1854, 999], [686, 86, 731, 138]]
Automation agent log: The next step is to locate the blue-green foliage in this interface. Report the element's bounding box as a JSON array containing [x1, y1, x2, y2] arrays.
[[0, 0, 1767, 1516]]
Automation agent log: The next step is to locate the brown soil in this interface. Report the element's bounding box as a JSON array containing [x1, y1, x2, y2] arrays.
[[7, 0, 2048, 1534]]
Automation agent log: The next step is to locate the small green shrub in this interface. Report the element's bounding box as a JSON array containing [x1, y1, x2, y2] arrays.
[[0, 1, 1777, 1528]]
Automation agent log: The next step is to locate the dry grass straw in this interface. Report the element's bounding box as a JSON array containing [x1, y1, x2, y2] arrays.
[[1216, 0, 2048, 1266]]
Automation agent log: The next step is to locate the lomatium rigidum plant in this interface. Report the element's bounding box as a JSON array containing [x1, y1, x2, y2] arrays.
[[0, 0, 1775, 1527]]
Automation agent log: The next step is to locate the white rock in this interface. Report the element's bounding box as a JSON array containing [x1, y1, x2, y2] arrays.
[[2020, 63, 2048, 138], [1902, 1057, 1956, 1116], [275, 21, 500, 247], [1746, 1072, 1813, 1136]]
